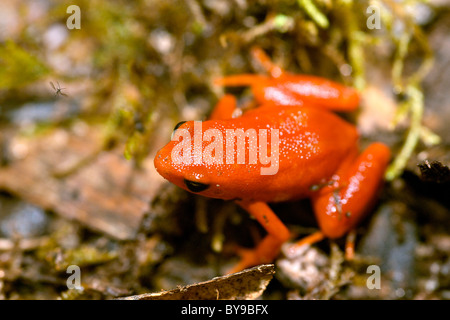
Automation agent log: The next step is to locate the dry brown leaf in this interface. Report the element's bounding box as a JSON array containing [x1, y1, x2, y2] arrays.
[[0, 123, 167, 240], [118, 264, 275, 300]]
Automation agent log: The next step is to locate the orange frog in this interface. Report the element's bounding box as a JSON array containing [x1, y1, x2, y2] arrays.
[[154, 48, 391, 273]]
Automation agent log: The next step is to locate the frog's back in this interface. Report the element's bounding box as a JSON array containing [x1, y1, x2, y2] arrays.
[[224, 104, 359, 202]]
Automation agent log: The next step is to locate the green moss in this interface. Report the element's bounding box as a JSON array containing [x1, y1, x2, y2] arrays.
[[0, 41, 49, 89]]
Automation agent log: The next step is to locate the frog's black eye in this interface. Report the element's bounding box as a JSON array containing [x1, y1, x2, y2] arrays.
[[171, 121, 187, 139], [184, 179, 210, 193], [173, 121, 187, 131]]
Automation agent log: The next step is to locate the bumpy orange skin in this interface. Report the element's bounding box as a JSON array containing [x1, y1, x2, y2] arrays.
[[154, 48, 391, 272], [155, 104, 358, 203]]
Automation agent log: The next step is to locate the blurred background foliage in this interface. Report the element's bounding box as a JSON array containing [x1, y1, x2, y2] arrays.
[[0, 0, 438, 173]]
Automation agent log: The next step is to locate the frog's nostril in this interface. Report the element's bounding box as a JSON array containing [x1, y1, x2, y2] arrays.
[[184, 179, 209, 193]]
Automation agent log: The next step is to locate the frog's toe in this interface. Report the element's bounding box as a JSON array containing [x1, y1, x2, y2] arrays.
[[225, 247, 264, 274]]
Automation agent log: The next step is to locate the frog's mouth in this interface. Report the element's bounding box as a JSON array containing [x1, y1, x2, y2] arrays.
[[154, 147, 177, 183], [154, 147, 210, 193]]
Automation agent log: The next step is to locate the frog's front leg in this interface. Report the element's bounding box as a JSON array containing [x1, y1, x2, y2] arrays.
[[209, 94, 238, 120], [227, 201, 291, 273]]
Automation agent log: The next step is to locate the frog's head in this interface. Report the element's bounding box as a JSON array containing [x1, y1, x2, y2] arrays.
[[154, 120, 249, 201]]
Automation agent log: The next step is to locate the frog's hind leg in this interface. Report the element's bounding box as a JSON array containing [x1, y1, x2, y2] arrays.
[[345, 229, 357, 260], [291, 144, 390, 259], [214, 47, 285, 86], [250, 46, 286, 78], [213, 46, 286, 88], [312, 142, 391, 241], [288, 229, 356, 260], [214, 74, 270, 87], [289, 230, 325, 252]]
